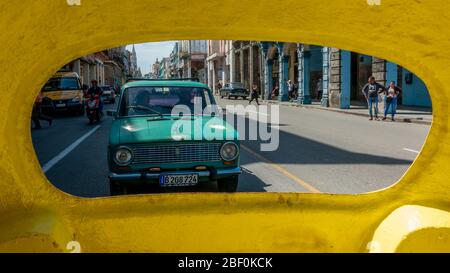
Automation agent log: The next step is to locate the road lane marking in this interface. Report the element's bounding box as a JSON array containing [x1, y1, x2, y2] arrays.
[[403, 148, 420, 154], [240, 145, 321, 193], [42, 125, 101, 173]]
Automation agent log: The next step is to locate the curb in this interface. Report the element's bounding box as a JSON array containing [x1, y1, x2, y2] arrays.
[[263, 100, 432, 126]]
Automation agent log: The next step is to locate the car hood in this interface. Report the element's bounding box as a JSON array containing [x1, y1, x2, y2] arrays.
[[42, 90, 81, 100], [111, 116, 239, 145]]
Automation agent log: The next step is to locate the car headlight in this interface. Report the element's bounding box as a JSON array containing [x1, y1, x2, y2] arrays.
[[71, 97, 81, 103], [220, 142, 239, 161], [114, 147, 133, 166]]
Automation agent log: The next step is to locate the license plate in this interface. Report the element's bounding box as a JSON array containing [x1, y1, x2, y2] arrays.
[[56, 103, 66, 108], [159, 174, 199, 187]]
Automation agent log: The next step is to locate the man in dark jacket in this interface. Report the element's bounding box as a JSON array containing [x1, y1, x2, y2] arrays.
[[87, 80, 103, 112], [249, 83, 260, 105], [362, 76, 385, 120]]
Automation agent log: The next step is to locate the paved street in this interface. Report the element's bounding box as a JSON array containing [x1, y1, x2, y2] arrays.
[[32, 97, 430, 197]]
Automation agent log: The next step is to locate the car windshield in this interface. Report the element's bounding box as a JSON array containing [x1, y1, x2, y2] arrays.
[[230, 82, 245, 89], [118, 86, 216, 117], [42, 77, 80, 91]]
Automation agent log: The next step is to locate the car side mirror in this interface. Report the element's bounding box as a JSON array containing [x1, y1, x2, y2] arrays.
[[106, 110, 117, 117]]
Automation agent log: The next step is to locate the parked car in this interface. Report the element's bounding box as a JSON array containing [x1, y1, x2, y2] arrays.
[[100, 85, 116, 103], [107, 79, 241, 195], [219, 82, 250, 100], [40, 71, 85, 115]]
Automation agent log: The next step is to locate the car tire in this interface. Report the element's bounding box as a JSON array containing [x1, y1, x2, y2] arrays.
[[217, 175, 239, 193], [110, 180, 124, 196], [242, 96, 247, 100]]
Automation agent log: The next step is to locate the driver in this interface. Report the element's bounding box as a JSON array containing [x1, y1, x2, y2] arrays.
[[134, 89, 151, 107]]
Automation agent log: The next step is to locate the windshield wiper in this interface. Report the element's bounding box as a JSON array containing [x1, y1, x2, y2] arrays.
[[127, 105, 163, 117]]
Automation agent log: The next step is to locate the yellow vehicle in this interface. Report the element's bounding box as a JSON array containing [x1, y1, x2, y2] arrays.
[[41, 71, 85, 115]]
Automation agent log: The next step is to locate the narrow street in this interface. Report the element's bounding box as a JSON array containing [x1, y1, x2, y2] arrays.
[[31, 97, 430, 197]]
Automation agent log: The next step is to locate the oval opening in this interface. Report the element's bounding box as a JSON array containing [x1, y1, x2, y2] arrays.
[[31, 40, 432, 197]]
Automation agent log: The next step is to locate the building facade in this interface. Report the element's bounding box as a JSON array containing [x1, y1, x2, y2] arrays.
[[211, 41, 431, 108], [206, 40, 227, 93], [178, 40, 207, 83], [59, 46, 132, 91], [151, 59, 161, 79]]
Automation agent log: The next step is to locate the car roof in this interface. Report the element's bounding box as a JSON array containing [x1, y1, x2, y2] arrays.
[[52, 72, 80, 78], [121, 80, 210, 90]]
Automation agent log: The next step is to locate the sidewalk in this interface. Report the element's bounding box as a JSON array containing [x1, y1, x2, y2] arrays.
[[263, 99, 432, 125]]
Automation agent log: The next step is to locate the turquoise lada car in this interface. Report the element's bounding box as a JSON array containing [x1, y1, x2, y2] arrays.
[[107, 79, 241, 195]]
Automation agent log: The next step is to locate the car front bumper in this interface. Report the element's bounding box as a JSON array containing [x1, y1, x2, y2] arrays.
[[109, 167, 242, 181], [42, 101, 83, 111]]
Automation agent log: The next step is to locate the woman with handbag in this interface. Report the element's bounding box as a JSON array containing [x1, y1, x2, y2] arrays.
[[382, 81, 402, 121]]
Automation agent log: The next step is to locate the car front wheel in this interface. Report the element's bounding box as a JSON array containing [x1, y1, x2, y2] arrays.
[[217, 175, 239, 192]]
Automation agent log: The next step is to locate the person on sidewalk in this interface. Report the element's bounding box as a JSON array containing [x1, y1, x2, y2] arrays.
[[316, 78, 323, 100], [249, 83, 260, 105], [382, 81, 402, 121], [362, 76, 385, 121], [32, 91, 53, 129], [216, 81, 222, 95], [271, 84, 279, 100], [293, 82, 299, 100], [287, 80, 294, 101]]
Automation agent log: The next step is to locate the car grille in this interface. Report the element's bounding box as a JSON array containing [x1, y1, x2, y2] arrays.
[[130, 142, 223, 165]]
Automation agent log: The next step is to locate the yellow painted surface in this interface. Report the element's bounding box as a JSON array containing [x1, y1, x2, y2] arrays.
[[0, 0, 448, 252], [369, 206, 450, 253]]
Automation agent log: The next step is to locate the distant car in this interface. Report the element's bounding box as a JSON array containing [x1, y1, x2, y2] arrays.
[[107, 79, 241, 195], [100, 85, 116, 103], [40, 71, 85, 115], [220, 82, 249, 100]]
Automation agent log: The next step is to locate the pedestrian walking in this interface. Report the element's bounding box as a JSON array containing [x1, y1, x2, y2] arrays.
[[293, 82, 299, 100], [287, 80, 294, 101], [271, 84, 279, 100], [382, 81, 402, 121], [362, 76, 385, 121], [32, 91, 53, 129], [316, 78, 323, 100], [249, 83, 260, 105], [216, 81, 222, 95]]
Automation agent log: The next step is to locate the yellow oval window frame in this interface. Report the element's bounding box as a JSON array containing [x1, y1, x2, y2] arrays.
[[0, 0, 448, 252]]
